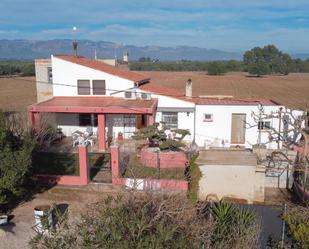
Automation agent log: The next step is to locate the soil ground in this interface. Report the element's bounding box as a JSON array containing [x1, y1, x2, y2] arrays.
[[0, 186, 120, 249], [0, 72, 308, 111], [0, 76, 36, 112], [142, 71, 309, 110]]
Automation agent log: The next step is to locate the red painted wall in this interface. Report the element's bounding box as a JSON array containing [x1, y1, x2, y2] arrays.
[[34, 145, 89, 186], [140, 148, 188, 168], [111, 145, 188, 191]]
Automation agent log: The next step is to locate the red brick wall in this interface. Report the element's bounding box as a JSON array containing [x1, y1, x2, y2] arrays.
[[141, 148, 188, 168]]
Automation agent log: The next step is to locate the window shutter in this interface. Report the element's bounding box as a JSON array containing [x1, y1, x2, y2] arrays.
[[93, 80, 106, 95], [77, 80, 90, 95]]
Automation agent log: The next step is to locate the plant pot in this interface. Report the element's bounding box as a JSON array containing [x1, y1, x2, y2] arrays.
[[117, 132, 123, 143], [34, 205, 53, 233], [0, 214, 8, 226]]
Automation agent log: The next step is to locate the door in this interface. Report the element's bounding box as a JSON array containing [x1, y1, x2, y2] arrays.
[[231, 114, 246, 144], [123, 115, 137, 139]]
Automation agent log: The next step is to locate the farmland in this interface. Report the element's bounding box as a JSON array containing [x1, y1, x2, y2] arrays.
[[0, 76, 36, 111], [0, 72, 309, 111], [142, 71, 309, 110]]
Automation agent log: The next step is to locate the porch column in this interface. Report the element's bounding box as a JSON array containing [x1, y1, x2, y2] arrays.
[[78, 144, 89, 185], [98, 114, 106, 151], [28, 111, 40, 131]]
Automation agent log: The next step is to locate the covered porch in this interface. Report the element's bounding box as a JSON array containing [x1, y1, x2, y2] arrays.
[[28, 96, 158, 151]]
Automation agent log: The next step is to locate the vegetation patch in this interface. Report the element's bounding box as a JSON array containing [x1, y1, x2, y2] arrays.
[[283, 206, 309, 248], [124, 155, 186, 180], [32, 152, 79, 176], [186, 153, 201, 203], [29, 193, 260, 249]]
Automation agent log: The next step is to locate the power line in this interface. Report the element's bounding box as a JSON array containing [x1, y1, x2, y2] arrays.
[[5, 76, 270, 104]]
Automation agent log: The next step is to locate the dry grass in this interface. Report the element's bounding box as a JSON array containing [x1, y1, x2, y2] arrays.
[[0, 76, 36, 112], [142, 71, 309, 110], [0, 73, 308, 111]]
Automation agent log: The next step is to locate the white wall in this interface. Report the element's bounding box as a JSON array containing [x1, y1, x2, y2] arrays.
[[199, 164, 257, 203], [56, 113, 98, 136], [195, 105, 282, 149], [52, 56, 135, 96], [56, 113, 136, 140]]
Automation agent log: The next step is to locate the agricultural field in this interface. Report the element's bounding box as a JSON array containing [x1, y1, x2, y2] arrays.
[[142, 71, 309, 110], [0, 72, 309, 111], [0, 76, 36, 112]]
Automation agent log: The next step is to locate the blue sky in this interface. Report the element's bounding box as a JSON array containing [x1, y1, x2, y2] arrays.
[[0, 0, 309, 53]]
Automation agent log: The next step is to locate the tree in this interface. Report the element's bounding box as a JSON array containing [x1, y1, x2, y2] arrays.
[[0, 111, 35, 206], [243, 45, 293, 76], [247, 60, 270, 77], [132, 123, 190, 151], [207, 62, 227, 75]]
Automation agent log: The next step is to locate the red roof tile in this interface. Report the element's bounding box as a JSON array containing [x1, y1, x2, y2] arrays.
[[29, 96, 157, 114], [139, 83, 280, 106], [54, 55, 149, 83]]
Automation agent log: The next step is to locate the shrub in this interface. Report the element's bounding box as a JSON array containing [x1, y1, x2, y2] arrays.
[[210, 201, 260, 249], [29, 193, 261, 249], [283, 206, 309, 248], [133, 124, 190, 151], [0, 111, 35, 207]]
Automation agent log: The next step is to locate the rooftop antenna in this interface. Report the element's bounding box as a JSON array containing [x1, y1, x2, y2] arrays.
[[72, 26, 78, 56], [94, 48, 97, 60], [114, 42, 117, 60]]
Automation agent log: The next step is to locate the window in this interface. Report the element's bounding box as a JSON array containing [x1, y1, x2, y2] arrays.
[[258, 121, 271, 130], [203, 113, 213, 122], [162, 112, 178, 129], [77, 80, 90, 95], [47, 67, 53, 83], [93, 80, 106, 95], [79, 114, 98, 126]]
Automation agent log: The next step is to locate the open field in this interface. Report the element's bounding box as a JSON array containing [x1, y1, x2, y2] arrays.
[[0, 76, 36, 112], [0, 72, 308, 111], [142, 71, 309, 110]]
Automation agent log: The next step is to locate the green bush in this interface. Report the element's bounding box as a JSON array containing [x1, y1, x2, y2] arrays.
[[186, 153, 201, 203], [210, 201, 259, 249], [29, 194, 261, 249], [207, 61, 227, 75], [0, 111, 35, 206], [283, 206, 309, 248]]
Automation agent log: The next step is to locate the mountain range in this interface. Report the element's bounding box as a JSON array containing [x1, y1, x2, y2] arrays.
[[0, 39, 307, 61], [0, 39, 242, 61]]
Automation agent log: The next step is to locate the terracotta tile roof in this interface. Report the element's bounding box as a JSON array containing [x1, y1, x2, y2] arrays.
[[139, 84, 184, 98], [29, 96, 157, 114], [139, 83, 280, 106], [193, 97, 280, 106], [54, 55, 149, 83]]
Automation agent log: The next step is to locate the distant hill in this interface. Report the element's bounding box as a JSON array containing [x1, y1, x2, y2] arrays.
[[0, 39, 242, 61], [292, 53, 309, 60]]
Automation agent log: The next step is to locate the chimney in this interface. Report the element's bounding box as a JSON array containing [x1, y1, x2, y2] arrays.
[[72, 41, 78, 56], [123, 51, 129, 63], [186, 78, 192, 98]]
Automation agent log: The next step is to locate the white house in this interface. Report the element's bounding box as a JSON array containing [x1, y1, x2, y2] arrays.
[[29, 54, 291, 151]]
